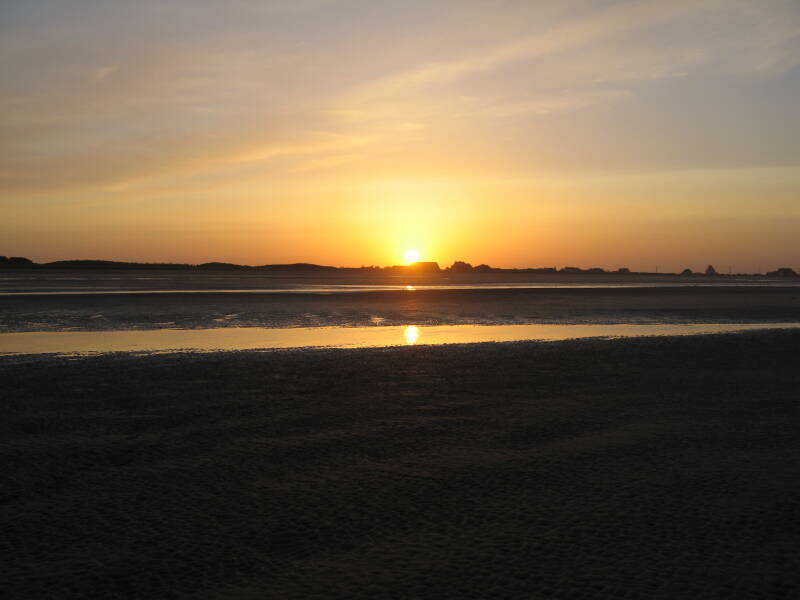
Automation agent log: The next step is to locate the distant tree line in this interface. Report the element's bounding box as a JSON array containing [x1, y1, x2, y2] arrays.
[[0, 256, 35, 267], [442, 262, 632, 275], [1, 256, 797, 276], [355, 261, 632, 274], [0, 258, 337, 271]]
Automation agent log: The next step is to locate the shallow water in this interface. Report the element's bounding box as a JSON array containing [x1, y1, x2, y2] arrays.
[[1, 322, 798, 356]]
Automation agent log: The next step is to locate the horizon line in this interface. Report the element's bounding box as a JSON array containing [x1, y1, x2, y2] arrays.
[[1, 256, 798, 276]]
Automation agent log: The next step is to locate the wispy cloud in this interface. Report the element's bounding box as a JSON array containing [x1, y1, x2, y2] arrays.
[[1, 0, 798, 202], [476, 90, 632, 118], [91, 64, 119, 82], [352, 0, 700, 100]]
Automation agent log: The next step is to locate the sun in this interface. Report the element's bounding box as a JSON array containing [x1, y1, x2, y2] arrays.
[[404, 249, 420, 264]]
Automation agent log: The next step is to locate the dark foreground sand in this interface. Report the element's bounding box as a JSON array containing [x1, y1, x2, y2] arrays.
[[3, 332, 800, 599]]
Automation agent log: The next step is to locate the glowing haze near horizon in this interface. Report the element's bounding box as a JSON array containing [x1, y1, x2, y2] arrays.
[[2, 0, 799, 272]]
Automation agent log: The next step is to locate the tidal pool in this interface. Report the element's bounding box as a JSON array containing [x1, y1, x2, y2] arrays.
[[1, 322, 799, 356]]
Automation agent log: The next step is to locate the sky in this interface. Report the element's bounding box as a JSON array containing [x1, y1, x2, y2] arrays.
[[1, 0, 799, 271]]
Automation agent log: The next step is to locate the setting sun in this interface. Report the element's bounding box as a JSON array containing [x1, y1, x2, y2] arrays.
[[404, 250, 420, 264]]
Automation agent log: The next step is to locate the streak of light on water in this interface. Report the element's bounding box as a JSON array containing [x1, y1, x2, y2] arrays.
[[1, 323, 799, 356]]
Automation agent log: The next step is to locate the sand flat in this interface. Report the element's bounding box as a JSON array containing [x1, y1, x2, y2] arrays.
[[2, 331, 799, 598], [3, 284, 800, 333]]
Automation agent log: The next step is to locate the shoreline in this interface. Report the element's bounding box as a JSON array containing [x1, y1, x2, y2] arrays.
[[4, 331, 800, 598]]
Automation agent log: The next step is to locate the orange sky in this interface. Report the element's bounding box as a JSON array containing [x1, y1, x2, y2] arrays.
[[2, 1, 799, 272]]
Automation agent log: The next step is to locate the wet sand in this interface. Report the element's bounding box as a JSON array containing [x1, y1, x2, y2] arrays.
[[3, 331, 800, 598], [3, 285, 800, 332]]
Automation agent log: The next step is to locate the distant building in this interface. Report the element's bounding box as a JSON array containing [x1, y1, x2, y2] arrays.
[[705, 265, 718, 276], [409, 261, 441, 273], [388, 261, 442, 274]]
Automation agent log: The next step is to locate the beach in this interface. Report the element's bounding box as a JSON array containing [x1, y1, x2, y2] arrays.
[[7, 0, 800, 597], [3, 330, 800, 598]]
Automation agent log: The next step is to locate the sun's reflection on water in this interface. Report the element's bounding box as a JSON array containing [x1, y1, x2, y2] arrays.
[[4, 323, 800, 356]]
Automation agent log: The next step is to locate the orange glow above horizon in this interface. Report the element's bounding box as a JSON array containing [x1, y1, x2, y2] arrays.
[[1, 2, 799, 274]]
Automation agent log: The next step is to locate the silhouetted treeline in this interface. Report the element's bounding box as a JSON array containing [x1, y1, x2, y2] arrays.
[[767, 267, 798, 277], [440, 262, 633, 275], [1, 255, 795, 276], [0, 256, 35, 267], [0, 258, 337, 271]]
